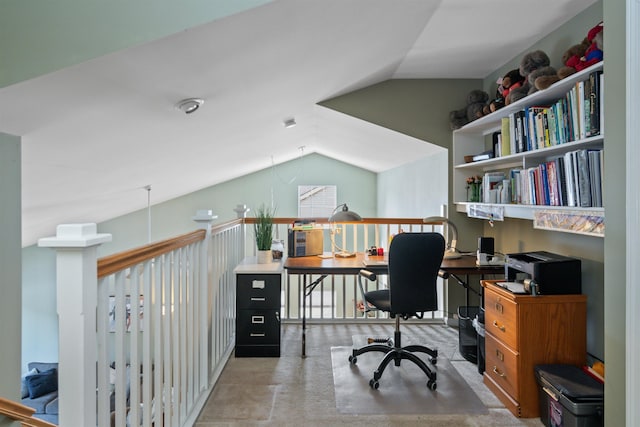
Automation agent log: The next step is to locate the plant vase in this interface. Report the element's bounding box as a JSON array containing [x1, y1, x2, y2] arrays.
[[257, 249, 273, 264], [254, 204, 275, 263], [467, 182, 481, 203]]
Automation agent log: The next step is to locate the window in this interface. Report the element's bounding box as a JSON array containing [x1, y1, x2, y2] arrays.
[[298, 185, 337, 218]]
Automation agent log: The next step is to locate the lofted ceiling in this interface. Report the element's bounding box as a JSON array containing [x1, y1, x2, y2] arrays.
[[0, 0, 596, 246]]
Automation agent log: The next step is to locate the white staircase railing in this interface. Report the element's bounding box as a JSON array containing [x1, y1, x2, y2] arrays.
[[39, 216, 244, 427]]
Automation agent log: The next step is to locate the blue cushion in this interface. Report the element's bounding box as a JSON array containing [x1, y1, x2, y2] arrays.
[[21, 368, 38, 398], [25, 368, 58, 399]]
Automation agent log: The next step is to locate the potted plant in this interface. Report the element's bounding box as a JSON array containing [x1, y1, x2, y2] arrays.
[[254, 204, 275, 263]]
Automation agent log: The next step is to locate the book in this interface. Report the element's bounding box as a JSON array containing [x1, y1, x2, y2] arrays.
[[588, 70, 602, 136], [555, 156, 568, 206], [588, 149, 603, 207], [546, 160, 559, 206], [500, 117, 511, 156], [576, 149, 592, 207]]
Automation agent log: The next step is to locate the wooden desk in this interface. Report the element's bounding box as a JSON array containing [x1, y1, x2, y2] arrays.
[[284, 253, 503, 357]]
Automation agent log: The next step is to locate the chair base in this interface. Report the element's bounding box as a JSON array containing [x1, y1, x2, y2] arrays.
[[349, 322, 438, 390]]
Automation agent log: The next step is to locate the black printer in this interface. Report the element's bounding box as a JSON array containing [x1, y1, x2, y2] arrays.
[[505, 251, 581, 295]]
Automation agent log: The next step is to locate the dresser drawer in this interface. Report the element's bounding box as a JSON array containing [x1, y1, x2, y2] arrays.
[[485, 333, 520, 401], [236, 309, 280, 345], [237, 274, 281, 309], [484, 288, 518, 349]]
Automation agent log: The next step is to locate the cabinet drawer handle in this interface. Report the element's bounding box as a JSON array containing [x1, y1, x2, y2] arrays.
[[494, 302, 503, 313], [252, 280, 265, 289], [250, 333, 266, 337], [252, 315, 265, 324], [251, 297, 266, 302], [492, 366, 506, 378], [495, 349, 504, 361], [493, 320, 506, 332]]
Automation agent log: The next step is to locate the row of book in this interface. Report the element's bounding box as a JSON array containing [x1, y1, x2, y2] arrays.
[[477, 148, 603, 208], [494, 70, 603, 157], [509, 149, 603, 208]]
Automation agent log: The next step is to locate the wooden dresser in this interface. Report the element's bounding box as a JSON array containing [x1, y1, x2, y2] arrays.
[[481, 280, 587, 418]]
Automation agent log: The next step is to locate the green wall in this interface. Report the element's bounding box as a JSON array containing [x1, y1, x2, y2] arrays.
[[602, 0, 627, 424], [96, 153, 377, 256], [1, 133, 22, 402], [0, 0, 271, 88]]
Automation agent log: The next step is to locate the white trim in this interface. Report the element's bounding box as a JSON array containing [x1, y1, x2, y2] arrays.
[[627, 0, 640, 424]]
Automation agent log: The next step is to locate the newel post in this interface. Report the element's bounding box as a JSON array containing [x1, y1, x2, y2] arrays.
[[39, 223, 111, 427]]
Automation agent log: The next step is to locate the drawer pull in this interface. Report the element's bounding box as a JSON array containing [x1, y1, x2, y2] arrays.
[[494, 302, 503, 313], [493, 320, 506, 332], [252, 280, 265, 289], [495, 349, 504, 361], [250, 333, 266, 337], [492, 366, 506, 378], [252, 315, 265, 324], [251, 297, 266, 302]]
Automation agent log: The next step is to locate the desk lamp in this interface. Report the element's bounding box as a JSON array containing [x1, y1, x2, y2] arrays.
[[329, 204, 362, 258], [423, 216, 461, 259]]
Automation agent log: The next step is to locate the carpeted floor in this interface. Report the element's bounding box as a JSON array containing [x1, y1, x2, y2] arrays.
[[331, 345, 488, 415], [195, 323, 545, 426]]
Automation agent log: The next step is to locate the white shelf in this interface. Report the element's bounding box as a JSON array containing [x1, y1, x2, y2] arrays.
[[452, 61, 605, 232], [455, 202, 604, 221]]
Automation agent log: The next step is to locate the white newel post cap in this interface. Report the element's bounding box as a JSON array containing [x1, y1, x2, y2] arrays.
[[234, 204, 250, 218], [192, 209, 218, 222], [38, 223, 112, 247]]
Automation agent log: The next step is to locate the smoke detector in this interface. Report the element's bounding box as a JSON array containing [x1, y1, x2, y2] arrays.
[[176, 98, 204, 114]]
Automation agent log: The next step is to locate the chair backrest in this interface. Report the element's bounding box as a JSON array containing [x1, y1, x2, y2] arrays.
[[387, 232, 445, 317]]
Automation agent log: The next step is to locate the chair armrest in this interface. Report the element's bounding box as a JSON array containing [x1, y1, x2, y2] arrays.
[[357, 269, 377, 314], [359, 269, 377, 282], [438, 269, 450, 280]]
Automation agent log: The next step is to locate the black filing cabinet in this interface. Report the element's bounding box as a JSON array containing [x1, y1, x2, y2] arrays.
[[234, 258, 282, 357]]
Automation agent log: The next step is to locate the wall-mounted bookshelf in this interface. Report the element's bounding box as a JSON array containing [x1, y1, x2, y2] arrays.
[[452, 62, 605, 236]]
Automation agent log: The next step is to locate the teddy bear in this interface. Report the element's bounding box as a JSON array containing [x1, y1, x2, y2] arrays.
[[486, 69, 525, 112], [449, 89, 489, 130], [535, 21, 603, 91], [506, 50, 551, 104]]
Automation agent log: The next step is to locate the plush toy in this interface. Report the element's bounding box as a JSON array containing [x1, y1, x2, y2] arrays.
[[556, 38, 591, 80], [537, 21, 604, 91], [487, 69, 525, 112], [580, 21, 604, 70], [449, 89, 489, 130], [507, 50, 551, 104], [528, 65, 559, 93]]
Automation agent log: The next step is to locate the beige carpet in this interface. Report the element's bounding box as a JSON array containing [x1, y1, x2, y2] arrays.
[[331, 345, 488, 415]]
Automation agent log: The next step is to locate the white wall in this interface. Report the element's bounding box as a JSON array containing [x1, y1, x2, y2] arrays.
[[377, 151, 448, 218]]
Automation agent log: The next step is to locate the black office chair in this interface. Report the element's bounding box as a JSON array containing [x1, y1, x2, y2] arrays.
[[348, 232, 446, 390]]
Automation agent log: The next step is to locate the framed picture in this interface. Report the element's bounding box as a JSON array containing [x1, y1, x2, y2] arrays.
[[108, 295, 144, 332]]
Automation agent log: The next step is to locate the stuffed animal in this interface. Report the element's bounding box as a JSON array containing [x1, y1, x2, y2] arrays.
[[579, 21, 603, 70], [487, 69, 525, 112], [537, 21, 603, 91], [507, 50, 551, 104], [556, 38, 591, 80], [528, 65, 559, 93], [449, 89, 490, 130]]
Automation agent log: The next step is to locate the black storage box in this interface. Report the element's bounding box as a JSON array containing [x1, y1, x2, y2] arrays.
[[535, 364, 604, 427], [457, 306, 479, 364]]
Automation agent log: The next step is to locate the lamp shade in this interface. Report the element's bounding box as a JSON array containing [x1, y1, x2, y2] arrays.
[[423, 216, 460, 259], [329, 204, 362, 222]]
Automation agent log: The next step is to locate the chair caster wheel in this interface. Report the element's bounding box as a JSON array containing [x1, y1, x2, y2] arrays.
[[427, 380, 437, 390], [430, 357, 437, 365], [369, 378, 379, 389], [348, 355, 357, 365]]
